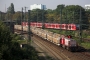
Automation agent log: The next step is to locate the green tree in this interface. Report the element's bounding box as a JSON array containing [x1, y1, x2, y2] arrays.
[[0, 21, 12, 59], [13, 11, 21, 24], [31, 9, 47, 22], [85, 10, 90, 29], [7, 3, 15, 14], [85, 10, 90, 21], [0, 21, 39, 60], [6, 3, 15, 20], [13, 12, 20, 20], [46, 13, 55, 22], [45, 9, 54, 22], [46, 4, 65, 23], [0, 11, 6, 21], [62, 5, 88, 24], [55, 4, 65, 15]]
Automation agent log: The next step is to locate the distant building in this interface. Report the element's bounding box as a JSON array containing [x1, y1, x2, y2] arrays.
[[85, 4, 90, 10], [30, 4, 46, 10]]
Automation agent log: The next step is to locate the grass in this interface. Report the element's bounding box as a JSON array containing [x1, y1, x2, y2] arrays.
[[81, 42, 90, 49], [87, 36, 90, 38], [15, 39, 33, 45], [45, 29, 90, 49], [17, 40, 27, 44]]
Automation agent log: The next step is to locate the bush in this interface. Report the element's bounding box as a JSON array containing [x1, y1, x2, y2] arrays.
[[0, 21, 39, 60]]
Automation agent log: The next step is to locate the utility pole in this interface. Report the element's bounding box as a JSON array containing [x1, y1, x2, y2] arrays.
[[37, 11, 38, 22], [24, 7, 28, 22], [65, 9, 67, 24], [7, 8, 9, 20], [5, 4, 6, 13], [65, 9, 67, 35], [60, 9, 62, 34], [79, 7, 82, 42], [42, 9, 44, 29], [21, 7, 23, 35], [28, 10, 31, 45], [73, 11, 75, 23], [0, 11, 2, 20], [37, 11, 38, 27]]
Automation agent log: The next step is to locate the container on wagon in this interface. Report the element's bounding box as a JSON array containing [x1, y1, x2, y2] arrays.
[[41, 30, 48, 39], [52, 33, 61, 45], [47, 31, 53, 42]]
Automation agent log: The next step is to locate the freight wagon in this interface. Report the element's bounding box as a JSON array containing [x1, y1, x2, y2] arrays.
[[15, 25, 78, 51]]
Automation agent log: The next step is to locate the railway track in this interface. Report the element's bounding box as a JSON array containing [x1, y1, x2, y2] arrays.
[[15, 29, 69, 60], [32, 35, 70, 60], [14, 29, 90, 60], [83, 38, 90, 42], [33, 34, 90, 60]]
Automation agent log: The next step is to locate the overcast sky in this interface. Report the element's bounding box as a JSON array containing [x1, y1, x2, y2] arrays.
[[0, 0, 90, 12]]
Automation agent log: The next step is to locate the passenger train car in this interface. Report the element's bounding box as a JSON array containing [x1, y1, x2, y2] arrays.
[[22, 22, 79, 30], [15, 25, 78, 51]]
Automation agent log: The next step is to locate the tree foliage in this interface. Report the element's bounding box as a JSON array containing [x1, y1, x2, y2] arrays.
[[6, 3, 15, 20], [1, 3, 90, 29], [0, 11, 6, 21], [85, 10, 90, 24], [55, 4, 65, 14], [7, 3, 15, 14], [13, 11, 21, 24], [0, 22, 12, 45], [62, 5, 84, 24], [30, 9, 47, 22], [0, 21, 39, 60], [0, 21, 12, 59]]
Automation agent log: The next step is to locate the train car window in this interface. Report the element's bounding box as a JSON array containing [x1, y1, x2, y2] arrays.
[[58, 25, 60, 27], [69, 25, 71, 29], [49, 24, 51, 27], [59, 25, 60, 27], [56, 25, 58, 27], [72, 26, 75, 29], [62, 25, 64, 28], [66, 25, 68, 29], [64, 25, 66, 29], [52, 24, 55, 27]]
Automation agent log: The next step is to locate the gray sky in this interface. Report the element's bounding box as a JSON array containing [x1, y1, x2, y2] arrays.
[[0, 0, 90, 12]]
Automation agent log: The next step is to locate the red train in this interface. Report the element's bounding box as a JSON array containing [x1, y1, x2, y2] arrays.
[[22, 22, 79, 30]]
